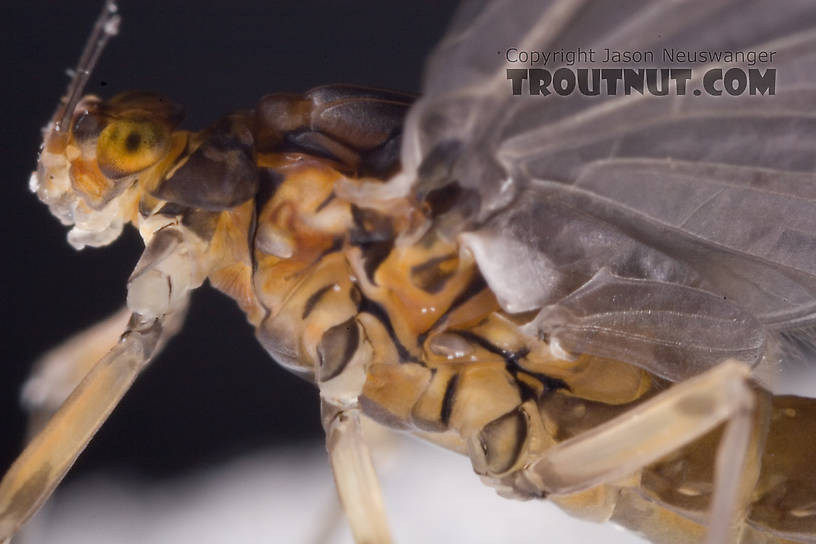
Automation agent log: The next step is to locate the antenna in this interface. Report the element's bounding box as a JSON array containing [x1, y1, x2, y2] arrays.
[[55, 0, 121, 134]]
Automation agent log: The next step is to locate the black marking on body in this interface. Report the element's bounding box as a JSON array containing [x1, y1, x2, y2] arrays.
[[250, 168, 286, 273], [423, 182, 465, 218], [479, 409, 528, 474], [421, 181, 481, 230], [350, 205, 393, 244], [157, 202, 187, 216], [414, 140, 464, 201], [360, 240, 394, 285], [349, 206, 395, 283], [302, 284, 334, 319], [359, 395, 412, 430], [447, 273, 488, 312], [440, 373, 459, 427], [417, 274, 488, 347], [449, 330, 568, 395], [451, 330, 525, 365], [317, 317, 359, 382], [319, 237, 344, 260], [155, 202, 219, 241], [255, 168, 285, 211], [410, 253, 457, 294], [509, 365, 568, 398], [247, 203, 259, 275], [358, 296, 417, 363], [315, 191, 335, 212], [514, 372, 541, 403], [349, 284, 362, 307], [138, 198, 153, 218]]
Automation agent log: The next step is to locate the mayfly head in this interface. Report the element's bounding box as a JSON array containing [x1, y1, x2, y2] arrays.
[[31, 1, 184, 249]]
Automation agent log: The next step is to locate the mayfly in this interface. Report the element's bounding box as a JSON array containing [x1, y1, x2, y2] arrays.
[[3, 1, 816, 543]]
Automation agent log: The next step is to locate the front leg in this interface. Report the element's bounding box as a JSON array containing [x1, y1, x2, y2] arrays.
[[127, 224, 209, 320], [18, 223, 207, 436], [0, 224, 206, 542], [20, 307, 130, 439], [21, 305, 189, 440]]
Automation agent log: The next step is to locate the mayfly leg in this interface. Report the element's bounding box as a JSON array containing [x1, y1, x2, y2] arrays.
[[10, 306, 191, 544], [323, 401, 392, 544], [0, 219, 203, 541], [0, 312, 175, 542], [523, 360, 765, 544], [21, 304, 188, 440], [9, 307, 129, 543], [20, 307, 131, 439], [307, 417, 399, 544]]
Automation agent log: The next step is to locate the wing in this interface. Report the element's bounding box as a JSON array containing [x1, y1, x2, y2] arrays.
[[398, 0, 816, 380]]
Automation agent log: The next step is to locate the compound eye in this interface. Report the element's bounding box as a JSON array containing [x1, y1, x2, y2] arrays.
[[96, 119, 170, 178]]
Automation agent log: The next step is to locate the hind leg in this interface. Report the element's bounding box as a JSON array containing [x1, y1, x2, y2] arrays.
[[523, 361, 765, 544]]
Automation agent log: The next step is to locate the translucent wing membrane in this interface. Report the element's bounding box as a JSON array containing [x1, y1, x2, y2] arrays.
[[400, 0, 816, 379], [524, 269, 767, 381]]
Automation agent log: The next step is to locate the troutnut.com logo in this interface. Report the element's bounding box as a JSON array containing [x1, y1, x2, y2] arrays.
[[504, 47, 777, 96]]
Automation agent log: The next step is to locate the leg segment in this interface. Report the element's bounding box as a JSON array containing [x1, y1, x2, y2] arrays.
[[322, 401, 392, 544], [524, 360, 761, 544], [20, 307, 131, 439], [0, 313, 168, 541], [20, 304, 188, 437], [706, 389, 757, 544], [0, 224, 202, 542], [11, 307, 130, 544]]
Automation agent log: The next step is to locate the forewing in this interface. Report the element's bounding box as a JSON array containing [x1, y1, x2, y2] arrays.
[[401, 0, 816, 378]]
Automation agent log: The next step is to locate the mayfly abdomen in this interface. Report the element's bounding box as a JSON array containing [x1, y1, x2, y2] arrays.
[[609, 393, 816, 542]]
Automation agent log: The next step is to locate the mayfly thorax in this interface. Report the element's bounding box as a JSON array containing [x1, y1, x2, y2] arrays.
[[4, 1, 816, 543]]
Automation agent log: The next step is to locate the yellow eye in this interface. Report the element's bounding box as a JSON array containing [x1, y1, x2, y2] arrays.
[[97, 120, 169, 178]]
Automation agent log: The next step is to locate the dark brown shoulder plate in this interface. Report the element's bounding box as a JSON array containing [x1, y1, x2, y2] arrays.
[[153, 113, 259, 211], [255, 85, 415, 178]]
